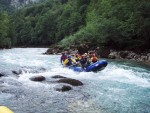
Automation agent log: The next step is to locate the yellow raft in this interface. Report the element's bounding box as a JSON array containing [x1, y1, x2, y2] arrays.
[[0, 106, 14, 113]]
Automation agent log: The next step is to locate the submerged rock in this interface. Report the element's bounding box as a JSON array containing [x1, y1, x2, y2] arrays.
[[56, 85, 72, 92], [12, 70, 22, 75], [57, 78, 83, 86], [0, 73, 5, 77], [30, 76, 46, 82], [51, 75, 67, 79]]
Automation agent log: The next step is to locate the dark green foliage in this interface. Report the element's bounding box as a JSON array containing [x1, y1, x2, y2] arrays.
[[0, 0, 150, 51], [0, 0, 14, 13], [11, 0, 83, 47], [0, 11, 11, 48], [60, 0, 150, 51]]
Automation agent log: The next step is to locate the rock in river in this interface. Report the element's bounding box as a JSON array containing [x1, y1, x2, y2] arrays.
[[51, 75, 67, 79], [56, 85, 72, 92], [57, 78, 83, 86], [30, 75, 46, 82]]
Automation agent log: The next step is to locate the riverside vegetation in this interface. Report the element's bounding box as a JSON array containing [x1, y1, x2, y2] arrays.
[[0, 0, 150, 52]]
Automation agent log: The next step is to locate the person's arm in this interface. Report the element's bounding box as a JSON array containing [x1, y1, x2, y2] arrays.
[[88, 58, 92, 63], [71, 59, 76, 63], [96, 57, 99, 60], [91, 58, 93, 61]]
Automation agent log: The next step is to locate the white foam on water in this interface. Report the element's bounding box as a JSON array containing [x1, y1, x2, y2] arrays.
[[1, 48, 150, 113], [18, 72, 55, 89], [1, 48, 150, 89], [98, 65, 150, 88], [0, 48, 48, 67]]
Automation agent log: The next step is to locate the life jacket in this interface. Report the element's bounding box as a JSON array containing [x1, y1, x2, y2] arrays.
[[67, 59, 73, 66], [75, 56, 80, 62], [80, 58, 87, 65], [91, 57, 98, 63], [64, 59, 75, 66]]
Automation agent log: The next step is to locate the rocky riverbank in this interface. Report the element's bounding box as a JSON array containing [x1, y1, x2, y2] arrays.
[[44, 44, 150, 66]]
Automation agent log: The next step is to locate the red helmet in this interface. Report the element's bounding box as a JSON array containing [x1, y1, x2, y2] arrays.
[[75, 54, 79, 57], [81, 55, 85, 58]]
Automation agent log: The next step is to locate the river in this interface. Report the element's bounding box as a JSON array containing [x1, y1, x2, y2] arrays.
[[0, 48, 150, 113]]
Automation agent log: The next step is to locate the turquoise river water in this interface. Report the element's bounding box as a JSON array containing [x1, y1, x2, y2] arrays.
[[0, 48, 150, 113]]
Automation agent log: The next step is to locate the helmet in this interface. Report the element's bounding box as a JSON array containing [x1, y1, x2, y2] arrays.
[[84, 53, 87, 56], [81, 55, 85, 58], [68, 55, 71, 59], [75, 54, 79, 57]]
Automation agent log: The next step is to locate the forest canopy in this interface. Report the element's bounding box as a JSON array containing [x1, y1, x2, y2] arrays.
[[0, 0, 150, 51]]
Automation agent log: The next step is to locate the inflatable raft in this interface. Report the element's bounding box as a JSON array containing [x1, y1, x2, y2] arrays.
[[69, 60, 108, 72]]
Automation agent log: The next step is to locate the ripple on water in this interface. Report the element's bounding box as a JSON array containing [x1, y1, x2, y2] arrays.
[[0, 48, 150, 113]]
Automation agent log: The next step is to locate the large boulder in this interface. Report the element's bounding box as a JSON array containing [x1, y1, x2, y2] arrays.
[[147, 53, 150, 57], [30, 76, 46, 82], [44, 45, 63, 55], [108, 51, 118, 59], [127, 52, 136, 59], [119, 51, 129, 58], [134, 55, 141, 61], [45, 48, 55, 54], [56, 85, 72, 92], [51, 75, 67, 79], [57, 78, 83, 86], [148, 56, 150, 61], [140, 55, 148, 61]]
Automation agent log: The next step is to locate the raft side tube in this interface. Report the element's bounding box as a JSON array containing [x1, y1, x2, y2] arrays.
[[66, 60, 108, 72], [0, 106, 14, 113], [85, 60, 108, 72], [69, 66, 84, 72]]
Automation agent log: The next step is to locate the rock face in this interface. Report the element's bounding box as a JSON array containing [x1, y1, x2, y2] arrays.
[[44, 45, 64, 55], [108, 50, 150, 65], [57, 78, 83, 86], [119, 51, 129, 58], [30, 75, 46, 81], [10, 0, 39, 8], [99, 48, 110, 58]]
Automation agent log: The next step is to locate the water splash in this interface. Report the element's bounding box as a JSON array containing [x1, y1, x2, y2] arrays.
[[0, 48, 150, 113]]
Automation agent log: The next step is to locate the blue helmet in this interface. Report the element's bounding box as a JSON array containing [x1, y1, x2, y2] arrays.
[[68, 55, 71, 59]]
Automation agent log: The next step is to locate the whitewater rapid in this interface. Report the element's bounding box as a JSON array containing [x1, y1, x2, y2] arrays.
[[0, 48, 150, 113]]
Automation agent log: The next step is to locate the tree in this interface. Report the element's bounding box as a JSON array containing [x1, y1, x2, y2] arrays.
[[0, 11, 11, 48]]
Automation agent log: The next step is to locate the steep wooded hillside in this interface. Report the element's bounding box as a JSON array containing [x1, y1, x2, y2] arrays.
[[0, 0, 150, 51]]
